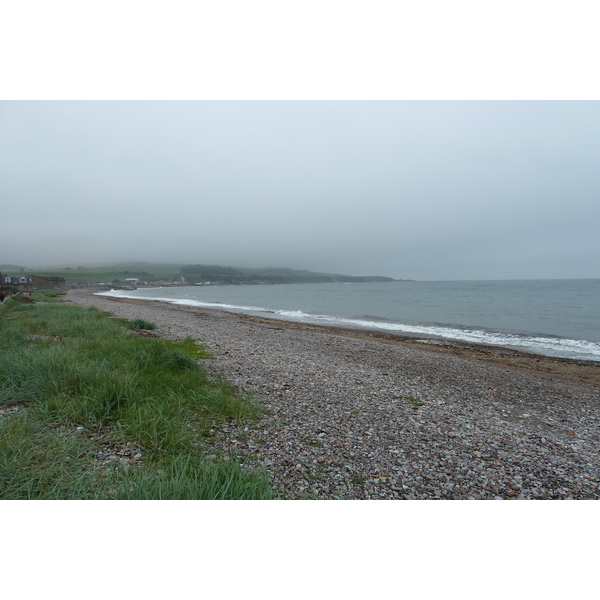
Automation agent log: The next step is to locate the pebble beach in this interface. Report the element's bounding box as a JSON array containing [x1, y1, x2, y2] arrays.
[[67, 289, 600, 500]]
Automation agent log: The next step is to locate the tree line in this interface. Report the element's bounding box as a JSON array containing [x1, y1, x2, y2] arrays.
[[180, 265, 242, 276]]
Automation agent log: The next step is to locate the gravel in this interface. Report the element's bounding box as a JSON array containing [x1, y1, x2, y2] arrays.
[[66, 289, 600, 500]]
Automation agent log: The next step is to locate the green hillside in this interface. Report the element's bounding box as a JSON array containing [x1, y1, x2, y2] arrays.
[[2, 262, 399, 286], [178, 265, 397, 284]]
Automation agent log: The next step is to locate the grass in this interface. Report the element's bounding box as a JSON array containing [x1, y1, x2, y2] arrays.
[[402, 395, 424, 408], [301, 437, 324, 447], [0, 293, 272, 499], [127, 318, 156, 330], [114, 455, 272, 500]]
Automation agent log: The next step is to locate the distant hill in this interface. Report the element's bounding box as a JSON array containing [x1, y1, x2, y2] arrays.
[[2, 262, 403, 286], [181, 265, 399, 284]]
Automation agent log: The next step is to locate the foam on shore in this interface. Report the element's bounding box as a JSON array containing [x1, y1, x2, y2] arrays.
[[97, 289, 600, 362]]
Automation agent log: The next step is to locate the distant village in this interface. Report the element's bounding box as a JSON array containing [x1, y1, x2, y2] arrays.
[[98, 277, 192, 290], [0, 271, 209, 294], [1, 264, 400, 294], [97, 278, 272, 290], [1, 273, 67, 295]]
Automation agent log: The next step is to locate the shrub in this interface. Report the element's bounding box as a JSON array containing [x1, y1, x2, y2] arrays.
[[127, 318, 156, 330]]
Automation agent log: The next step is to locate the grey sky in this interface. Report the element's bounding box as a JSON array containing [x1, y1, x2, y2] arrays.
[[1, 101, 599, 280]]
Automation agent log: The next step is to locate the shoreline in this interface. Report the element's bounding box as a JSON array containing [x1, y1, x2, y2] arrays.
[[91, 282, 600, 367], [84, 289, 599, 388], [66, 288, 600, 499]]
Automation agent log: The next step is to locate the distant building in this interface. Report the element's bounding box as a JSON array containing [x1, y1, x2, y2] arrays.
[[2, 275, 32, 286], [0, 274, 67, 293], [1, 274, 32, 293], [30, 275, 67, 290]]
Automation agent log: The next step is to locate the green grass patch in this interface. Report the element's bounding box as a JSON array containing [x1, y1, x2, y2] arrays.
[[398, 395, 424, 407], [114, 455, 272, 500], [33, 290, 67, 301], [127, 318, 156, 330], [0, 412, 113, 499], [0, 299, 271, 499], [300, 437, 324, 447], [165, 336, 216, 360]]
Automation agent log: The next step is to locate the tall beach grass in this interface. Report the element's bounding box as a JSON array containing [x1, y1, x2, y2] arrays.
[[0, 293, 271, 499]]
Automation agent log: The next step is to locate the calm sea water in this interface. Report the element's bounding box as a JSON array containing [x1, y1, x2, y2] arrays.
[[99, 279, 600, 362]]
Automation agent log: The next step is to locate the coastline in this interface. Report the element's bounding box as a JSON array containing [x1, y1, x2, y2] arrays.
[[66, 288, 600, 499], [84, 288, 600, 387]]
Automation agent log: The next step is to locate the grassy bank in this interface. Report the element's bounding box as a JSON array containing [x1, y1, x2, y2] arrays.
[[0, 291, 272, 499]]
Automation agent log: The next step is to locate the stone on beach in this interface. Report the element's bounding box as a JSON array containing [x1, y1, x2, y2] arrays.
[[66, 289, 600, 500]]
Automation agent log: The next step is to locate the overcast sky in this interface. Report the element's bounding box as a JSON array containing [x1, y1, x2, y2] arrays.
[[1, 100, 599, 280]]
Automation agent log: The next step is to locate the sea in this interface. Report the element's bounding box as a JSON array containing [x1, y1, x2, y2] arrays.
[[98, 279, 600, 362]]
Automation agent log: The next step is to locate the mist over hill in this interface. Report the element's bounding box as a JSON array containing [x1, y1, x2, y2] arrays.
[[180, 264, 399, 284], [4, 102, 599, 281], [2, 262, 403, 286]]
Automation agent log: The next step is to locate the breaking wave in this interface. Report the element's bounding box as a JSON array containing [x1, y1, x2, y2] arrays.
[[97, 289, 600, 361]]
